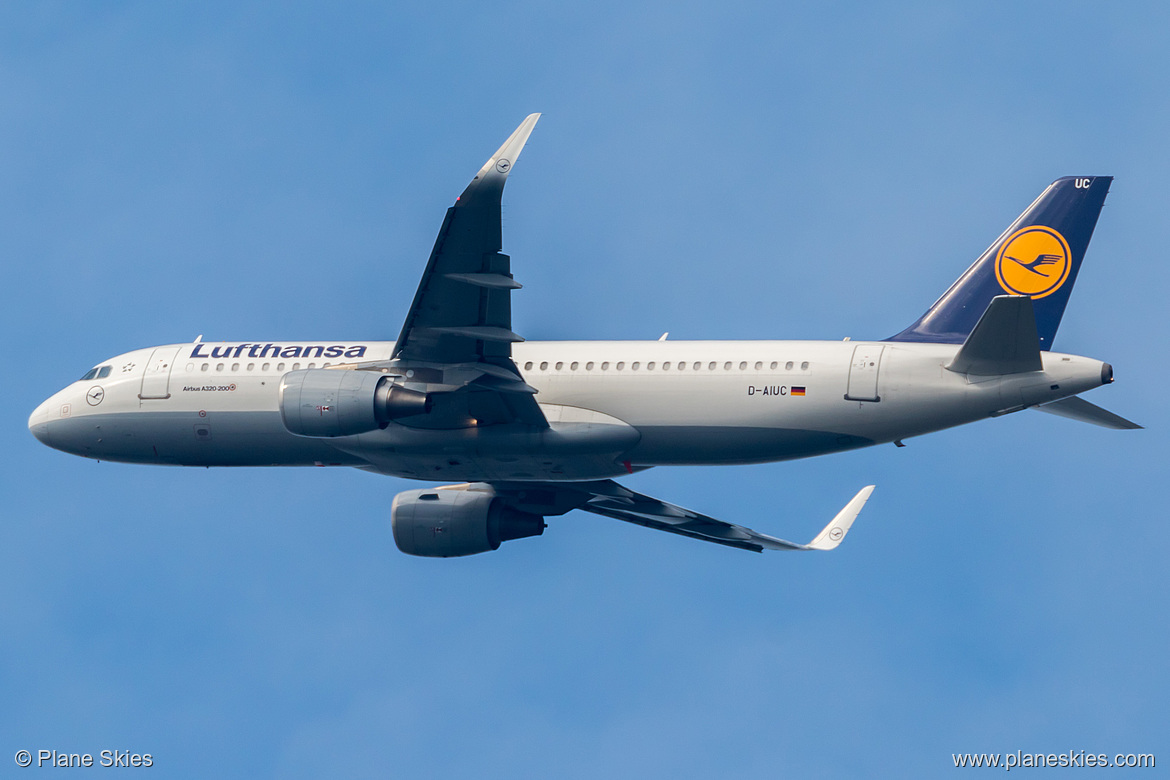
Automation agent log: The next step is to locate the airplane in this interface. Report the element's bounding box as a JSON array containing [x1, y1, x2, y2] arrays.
[[28, 114, 1140, 557]]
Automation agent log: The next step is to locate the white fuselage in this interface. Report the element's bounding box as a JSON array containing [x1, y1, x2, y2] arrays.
[[28, 338, 1110, 482]]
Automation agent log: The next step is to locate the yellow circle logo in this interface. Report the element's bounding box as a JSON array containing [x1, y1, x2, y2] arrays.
[[995, 226, 1072, 299]]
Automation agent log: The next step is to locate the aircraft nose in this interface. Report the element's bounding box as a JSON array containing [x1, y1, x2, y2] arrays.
[[29, 391, 71, 448], [30, 422, 51, 446], [29, 398, 54, 445]]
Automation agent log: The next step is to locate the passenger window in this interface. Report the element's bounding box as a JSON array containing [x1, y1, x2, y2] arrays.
[[586, 362, 594, 370], [524, 361, 533, 370], [632, 362, 640, 370], [616, 362, 625, 370], [216, 363, 224, 372], [786, 361, 794, 370], [708, 362, 716, 370], [647, 362, 655, 370], [677, 362, 685, 371], [186, 363, 194, 372], [292, 363, 301, 370], [540, 361, 548, 370], [262, 363, 270, 371], [231, 363, 240, 372], [601, 362, 609, 370], [570, 362, 579, 370], [739, 362, 747, 370], [770, 361, 778, 369], [307, 363, 316, 369], [663, 362, 671, 370], [724, 362, 732, 370], [201, 363, 209, 372], [277, 363, 285, 371], [754, 361, 762, 370], [555, 362, 563, 370], [693, 362, 701, 370], [247, 363, 255, 371], [802, 361, 810, 370]]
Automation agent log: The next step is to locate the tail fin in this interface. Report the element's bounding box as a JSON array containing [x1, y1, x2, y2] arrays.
[[888, 176, 1111, 348]]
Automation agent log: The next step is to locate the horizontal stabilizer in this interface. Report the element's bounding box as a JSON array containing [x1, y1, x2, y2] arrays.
[[947, 295, 1042, 376], [1034, 395, 1143, 429]]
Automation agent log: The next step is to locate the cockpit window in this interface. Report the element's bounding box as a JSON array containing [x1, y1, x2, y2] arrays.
[[97, 366, 111, 379], [80, 365, 112, 381], [80, 368, 99, 381]]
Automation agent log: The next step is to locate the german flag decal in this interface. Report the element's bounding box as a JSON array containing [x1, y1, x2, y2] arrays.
[[791, 386, 806, 396]]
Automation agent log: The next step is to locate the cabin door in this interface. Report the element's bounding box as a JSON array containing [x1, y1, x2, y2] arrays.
[[845, 345, 884, 402], [139, 346, 181, 399]]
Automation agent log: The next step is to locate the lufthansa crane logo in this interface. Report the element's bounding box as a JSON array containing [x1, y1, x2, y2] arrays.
[[995, 225, 1072, 299]]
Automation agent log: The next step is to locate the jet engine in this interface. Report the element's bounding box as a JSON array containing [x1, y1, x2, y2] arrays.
[[391, 487, 546, 557], [279, 369, 430, 437]]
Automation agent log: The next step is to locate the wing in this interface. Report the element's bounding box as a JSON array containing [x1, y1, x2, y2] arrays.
[[490, 480, 876, 553], [373, 115, 547, 427]]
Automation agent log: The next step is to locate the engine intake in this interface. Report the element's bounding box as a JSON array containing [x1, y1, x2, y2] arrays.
[[279, 369, 430, 437], [392, 487, 546, 557]]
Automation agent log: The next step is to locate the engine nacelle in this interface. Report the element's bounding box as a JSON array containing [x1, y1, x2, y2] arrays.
[[279, 369, 430, 437], [391, 487, 546, 557]]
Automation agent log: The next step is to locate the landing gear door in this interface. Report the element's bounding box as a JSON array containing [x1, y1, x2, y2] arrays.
[[140, 346, 181, 399], [845, 345, 884, 402]]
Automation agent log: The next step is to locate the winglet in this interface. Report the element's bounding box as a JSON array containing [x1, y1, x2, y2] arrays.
[[459, 113, 541, 202], [805, 485, 875, 550]]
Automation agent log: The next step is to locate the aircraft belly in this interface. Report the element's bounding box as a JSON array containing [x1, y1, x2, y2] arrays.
[[626, 425, 874, 464], [338, 412, 641, 481], [40, 411, 363, 467], [353, 451, 632, 482]]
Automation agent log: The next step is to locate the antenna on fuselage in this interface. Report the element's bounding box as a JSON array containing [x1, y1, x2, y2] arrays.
[[194, 334, 203, 343], [658, 332, 668, 341]]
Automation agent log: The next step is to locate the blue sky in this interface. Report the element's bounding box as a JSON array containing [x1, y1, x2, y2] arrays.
[[2, 3, 1166, 777]]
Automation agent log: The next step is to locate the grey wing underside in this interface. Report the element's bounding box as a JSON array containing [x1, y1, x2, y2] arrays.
[[489, 480, 875, 553], [365, 114, 547, 427]]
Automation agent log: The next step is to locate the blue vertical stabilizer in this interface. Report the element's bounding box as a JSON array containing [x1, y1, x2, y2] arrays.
[[888, 176, 1111, 349]]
